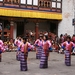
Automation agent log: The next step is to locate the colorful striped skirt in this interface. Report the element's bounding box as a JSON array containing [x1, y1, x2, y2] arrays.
[[36, 47, 42, 59], [65, 50, 71, 66], [40, 49, 49, 68], [16, 51, 21, 61], [20, 52, 28, 71]]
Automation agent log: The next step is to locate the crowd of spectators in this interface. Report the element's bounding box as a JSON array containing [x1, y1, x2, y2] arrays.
[[1, 31, 75, 55]]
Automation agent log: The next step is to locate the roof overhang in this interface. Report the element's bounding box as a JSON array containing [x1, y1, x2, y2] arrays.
[[0, 7, 62, 20]]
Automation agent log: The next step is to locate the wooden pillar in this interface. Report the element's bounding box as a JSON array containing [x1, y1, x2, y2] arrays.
[[35, 23, 39, 40], [10, 21, 14, 39]]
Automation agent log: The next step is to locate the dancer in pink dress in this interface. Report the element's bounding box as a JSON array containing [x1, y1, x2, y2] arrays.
[[40, 36, 51, 68], [0, 40, 4, 62], [15, 37, 22, 61], [20, 37, 33, 71], [34, 36, 43, 59], [62, 36, 74, 66]]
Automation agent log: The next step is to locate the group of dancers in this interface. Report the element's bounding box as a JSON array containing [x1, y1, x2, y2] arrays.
[[15, 35, 51, 71], [0, 35, 75, 71], [14, 35, 75, 71]]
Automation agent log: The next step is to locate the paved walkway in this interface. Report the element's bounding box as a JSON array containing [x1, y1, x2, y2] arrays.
[[0, 52, 75, 75]]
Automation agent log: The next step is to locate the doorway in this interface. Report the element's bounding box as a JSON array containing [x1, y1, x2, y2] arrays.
[[17, 22, 24, 37], [50, 22, 58, 35]]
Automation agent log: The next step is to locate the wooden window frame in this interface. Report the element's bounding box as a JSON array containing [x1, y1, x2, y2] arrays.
[[4, 0, 20, 4], [0, 0, 62, 13], [20, 0, 26, 5]]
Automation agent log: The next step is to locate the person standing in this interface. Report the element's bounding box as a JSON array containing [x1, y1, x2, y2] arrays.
[[0, 40, 4, 62], [40, 36, 51, 68], [34, 36, 43, 59], [62, 35, 74, 66], [20, 37, 33, 71], [15, 37, 22, 61]]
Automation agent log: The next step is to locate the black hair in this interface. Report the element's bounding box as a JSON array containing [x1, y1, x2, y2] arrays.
[[73, 34, 75, 37], [23, 37, 28, 43], [39, 35, 43, 39], [66, 35, 71, 41], [60, 34, 63, 37], [44, 35, 48, 40]]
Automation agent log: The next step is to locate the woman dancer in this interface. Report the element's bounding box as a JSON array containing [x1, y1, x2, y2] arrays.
[[62, 35, 74, 66], [40, 36, 51, 68], [34, 36, 43, 59], [20, 37, 33, 71], [15, 37, 22, 61], [0, 40, 4, 62]]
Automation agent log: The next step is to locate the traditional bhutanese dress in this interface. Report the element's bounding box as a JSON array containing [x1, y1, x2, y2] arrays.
[[34, 39, 43, 59], [20, 42, 33, 71], [62, 41, 74, 66], [40, 40, 51, 68], [0, 40, 4, 62], [15, 40, 22, 61]]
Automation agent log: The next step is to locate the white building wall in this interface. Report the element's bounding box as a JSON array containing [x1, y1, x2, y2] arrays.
[[58, 0, 74, 37]]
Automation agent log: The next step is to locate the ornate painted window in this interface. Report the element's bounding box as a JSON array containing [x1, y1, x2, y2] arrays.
[[48, 2, 50, 7], [4, 0, 19, 4], [4, 0, 11, 3], [41, 1, 44, 7], [13, 0, 19, 3], [39, 0, 51, 8], [0, 0, 62, 13]]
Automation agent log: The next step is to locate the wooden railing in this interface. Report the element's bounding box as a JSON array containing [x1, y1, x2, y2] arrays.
[[39, 0, 51, 8], [0, 0, 62, 13]]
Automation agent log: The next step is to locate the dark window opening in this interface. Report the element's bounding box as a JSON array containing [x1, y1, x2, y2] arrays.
[[39, 1, 41, 7], [4, 20, 10, 30], [17, 22, 24, 37], [48, 2, 50, 7], [50, 22, 57, 34], [45, 2, 47, 7]]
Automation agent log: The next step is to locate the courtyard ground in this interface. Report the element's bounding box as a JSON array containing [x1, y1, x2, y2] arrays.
[[0, 52, 75, 75]]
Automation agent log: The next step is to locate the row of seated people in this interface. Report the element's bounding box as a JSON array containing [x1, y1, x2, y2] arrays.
[[3, 39, 17, 52]]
